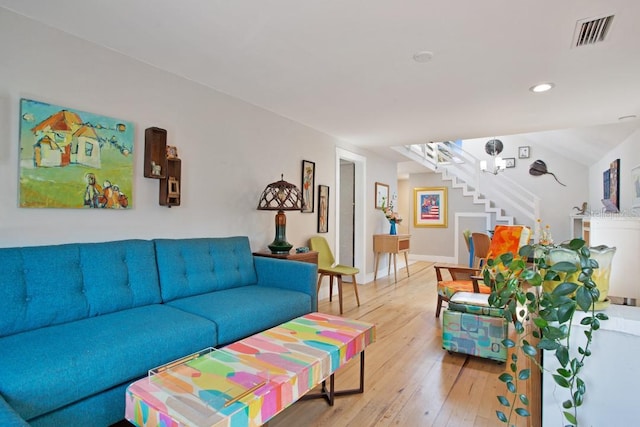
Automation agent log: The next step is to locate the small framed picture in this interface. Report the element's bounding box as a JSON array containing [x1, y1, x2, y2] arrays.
[[375, 182, 389, 209], [166, 145, 179, 159], [505, 157, 516, 168], [317, 185, 329, 233], [301, 160, 315, 213], [518, 146, 530, 159]]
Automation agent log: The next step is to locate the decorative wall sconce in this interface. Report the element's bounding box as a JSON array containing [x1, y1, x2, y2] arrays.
[[480, 139, 506, 175]]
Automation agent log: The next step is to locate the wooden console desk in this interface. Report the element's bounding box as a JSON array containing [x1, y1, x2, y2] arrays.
[[373, 234, 410, 283]]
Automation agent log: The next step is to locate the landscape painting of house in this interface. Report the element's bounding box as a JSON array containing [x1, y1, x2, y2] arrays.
[[19, 98, 134, 209]]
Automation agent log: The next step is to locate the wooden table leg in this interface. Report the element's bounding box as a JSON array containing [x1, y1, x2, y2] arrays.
[[404, 251, 410, 277], [374, 252, 380, 280], [393, 253, 397, 283]]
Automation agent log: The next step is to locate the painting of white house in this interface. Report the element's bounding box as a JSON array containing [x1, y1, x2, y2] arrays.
[[19, 98, 134, 209]]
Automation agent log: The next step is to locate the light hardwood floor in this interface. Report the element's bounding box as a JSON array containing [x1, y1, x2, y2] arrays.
[[269, 261, 531, 427]]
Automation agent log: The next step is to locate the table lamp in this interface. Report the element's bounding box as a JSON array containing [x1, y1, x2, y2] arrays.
[[257, 174, 304, 254]]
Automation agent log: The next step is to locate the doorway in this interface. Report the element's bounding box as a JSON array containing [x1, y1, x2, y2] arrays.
[[339, 160, 355, 266], [335, 148, 366, 284]]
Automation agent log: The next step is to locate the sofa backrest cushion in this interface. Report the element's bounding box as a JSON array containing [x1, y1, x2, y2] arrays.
[[0, 239, 161, 338], [155, 237, 258, 302]]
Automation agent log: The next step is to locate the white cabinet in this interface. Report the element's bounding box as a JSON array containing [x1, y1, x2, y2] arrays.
[[543, 305, 640, 426], [589, 217, 640, 301]]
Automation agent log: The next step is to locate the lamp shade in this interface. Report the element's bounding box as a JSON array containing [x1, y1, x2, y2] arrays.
[[257, 175, 303, 211], [257, 175, 303, 254]]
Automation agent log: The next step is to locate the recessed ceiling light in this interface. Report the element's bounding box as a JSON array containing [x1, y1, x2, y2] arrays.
[[529, 82, 555, 93], [412, 51, 434, 63]]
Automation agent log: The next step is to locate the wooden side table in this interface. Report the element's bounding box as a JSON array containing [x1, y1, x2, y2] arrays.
[[373, 234, 410, 283], [253, 250, 319, 265]]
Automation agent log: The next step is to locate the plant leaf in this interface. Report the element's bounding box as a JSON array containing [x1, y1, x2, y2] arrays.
[[522, 343, 537, 357], [575, 286, 593, 312], [557, 302, 576, 324], [502, 338, 516, 348], [533, 317, 548, 328], [515, 407, 531, 417], [519, 394, 529, 405], [564, 410, 578, 424], [518, 369, 530, 380], [496, 410, 508, 423], [552, 282, 579, 296], [538, 338, 559, 350], [553, 374, 571, 388], [497, 395, 510, 407], [550, 261, 579, 273], [556, 346, 569, 367], [499, 373, 513, 383]]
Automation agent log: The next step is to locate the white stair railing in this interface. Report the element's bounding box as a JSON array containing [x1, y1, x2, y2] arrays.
[[392, 142, 540, 227]]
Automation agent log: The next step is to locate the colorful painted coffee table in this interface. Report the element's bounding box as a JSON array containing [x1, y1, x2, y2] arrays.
[[125, 312, 376, 426]]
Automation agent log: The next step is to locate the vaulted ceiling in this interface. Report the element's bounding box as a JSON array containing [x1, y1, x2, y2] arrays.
[[2, 0, 639, 164]]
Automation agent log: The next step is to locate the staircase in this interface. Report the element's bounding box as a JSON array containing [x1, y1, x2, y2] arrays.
[[392, 141, 540, 227]]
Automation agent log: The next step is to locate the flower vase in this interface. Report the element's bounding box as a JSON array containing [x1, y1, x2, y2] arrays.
[[389, 220, 397, 235]]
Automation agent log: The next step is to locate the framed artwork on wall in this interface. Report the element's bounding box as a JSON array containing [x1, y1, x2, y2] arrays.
[[414, 187, 448, 228], [632, 165, 640, 208], [610, 158, 620, 209], [375, 182, 389, 209], [19, 98, 134, 209], [518, 146, 530, 159], [317, 185, 329, 233], [301, 160, 315, 213], [603, 169, 610, 200], [505, 157, 516, 168]]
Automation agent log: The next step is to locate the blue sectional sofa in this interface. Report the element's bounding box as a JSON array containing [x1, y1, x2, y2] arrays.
[[0, 237, 317, 427]]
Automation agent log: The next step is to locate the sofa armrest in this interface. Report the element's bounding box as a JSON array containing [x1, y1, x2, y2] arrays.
[[0, 394, 29, 427], [254, 256, 318, 312]]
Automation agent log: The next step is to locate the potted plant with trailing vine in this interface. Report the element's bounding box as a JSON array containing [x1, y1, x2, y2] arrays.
[[485, 237, 608, 426]]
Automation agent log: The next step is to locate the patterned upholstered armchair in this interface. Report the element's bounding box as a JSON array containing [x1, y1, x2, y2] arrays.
[[438, 225, 532, 362]]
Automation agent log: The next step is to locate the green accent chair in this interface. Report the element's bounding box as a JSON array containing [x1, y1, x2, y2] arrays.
[[309, 236, 361, 314]]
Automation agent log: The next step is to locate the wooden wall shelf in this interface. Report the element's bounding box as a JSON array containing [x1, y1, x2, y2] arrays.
[[145, 126, 182, 207], [159, 158, 181, 207], [144, 127, 167, 179]]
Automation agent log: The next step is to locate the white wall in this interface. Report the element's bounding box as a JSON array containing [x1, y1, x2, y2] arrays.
[[588, 129, 640, 214], [0, 8, 396, 277]]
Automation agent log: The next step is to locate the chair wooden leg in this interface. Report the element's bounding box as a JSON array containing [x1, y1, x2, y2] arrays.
[[337, 276, 344, 314], [351, 274, 360, 306], [316, 274, 323, 294], [329, 276, 334, 301], [436, 295, 443, 318]]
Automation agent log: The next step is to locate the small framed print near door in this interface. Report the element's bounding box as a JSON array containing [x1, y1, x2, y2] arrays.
[[302, 160, 315, 213], [375, 182, 389, 209], [317, 185, 329, 233]]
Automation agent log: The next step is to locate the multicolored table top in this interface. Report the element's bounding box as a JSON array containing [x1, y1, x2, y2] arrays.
[[125, 312, 376, 427]]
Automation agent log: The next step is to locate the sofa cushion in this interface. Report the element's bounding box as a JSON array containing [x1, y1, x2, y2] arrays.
[[167, 285, 313, 345], [0, 305, 217, 422], [0, 240, 161, 338], [155, 237, 258, 302]]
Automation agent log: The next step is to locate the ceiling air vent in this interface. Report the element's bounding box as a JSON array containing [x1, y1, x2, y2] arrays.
[[572, 14, 614, 47]]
